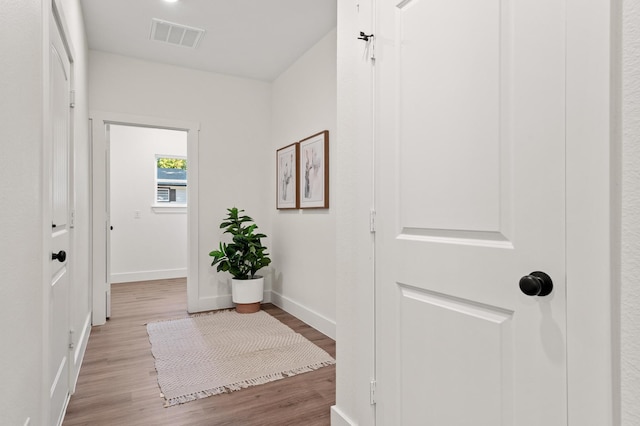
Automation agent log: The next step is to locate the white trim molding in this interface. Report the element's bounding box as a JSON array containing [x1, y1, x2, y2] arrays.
[[195, 290, 273, 313], [70, 312, 91, 394], [270, 290, 336, 340], [566, 0, 620, 424], [110, 268, 187, 284], [330, 406, 357, 426], [192, 290, 335, 340], [151, 205, 187, 213]]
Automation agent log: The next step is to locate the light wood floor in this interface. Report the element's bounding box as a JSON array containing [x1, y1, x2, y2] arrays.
[[63, 279, 336, 426]]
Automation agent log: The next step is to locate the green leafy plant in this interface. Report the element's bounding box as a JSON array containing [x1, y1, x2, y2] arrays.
[[209, 207, 271, 280]]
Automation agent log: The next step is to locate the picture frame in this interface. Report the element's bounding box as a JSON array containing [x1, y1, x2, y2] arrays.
[[276, 142, 299, 209], [298, 130, 329, 209]]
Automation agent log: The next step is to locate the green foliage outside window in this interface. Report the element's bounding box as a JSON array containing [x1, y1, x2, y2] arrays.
[[157, 157, 187, 170]]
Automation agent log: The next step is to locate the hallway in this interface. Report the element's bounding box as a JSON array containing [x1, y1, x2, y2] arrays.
[[63, 279, 335, 425]]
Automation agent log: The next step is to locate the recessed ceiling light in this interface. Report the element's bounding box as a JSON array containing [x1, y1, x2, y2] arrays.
[[164, 0, 179, 3]]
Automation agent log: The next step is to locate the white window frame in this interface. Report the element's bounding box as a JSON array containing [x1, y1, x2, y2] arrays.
[[153, 154, 187, 212]]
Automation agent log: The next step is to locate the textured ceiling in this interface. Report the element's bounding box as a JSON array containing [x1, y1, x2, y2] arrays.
[[79, 0, 337, 81]]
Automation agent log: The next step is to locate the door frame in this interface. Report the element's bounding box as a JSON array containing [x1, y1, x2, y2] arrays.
[[565, 0, 620, 423], [90, 112, 200, 325], [333, 0, 620, 424]]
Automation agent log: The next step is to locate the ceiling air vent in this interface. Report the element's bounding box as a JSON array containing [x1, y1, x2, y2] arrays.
[[150, 19, 205, 49]]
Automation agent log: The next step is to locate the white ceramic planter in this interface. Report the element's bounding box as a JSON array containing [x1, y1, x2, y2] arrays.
[[231, 276, 264, 304]]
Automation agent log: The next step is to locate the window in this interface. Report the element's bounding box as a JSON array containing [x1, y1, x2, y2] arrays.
[[156, 156, 187, 205], [156, 187, 171, 202]]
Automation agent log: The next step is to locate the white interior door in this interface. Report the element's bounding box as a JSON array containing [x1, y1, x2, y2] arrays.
[[49, 10, 72, 426], [91, 119, 112, 324], [375, 0, 567, 425]]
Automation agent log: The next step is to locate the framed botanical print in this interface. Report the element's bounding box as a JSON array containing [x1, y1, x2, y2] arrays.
[[298, 131, 329, 209], [276, 142, 299, 209]]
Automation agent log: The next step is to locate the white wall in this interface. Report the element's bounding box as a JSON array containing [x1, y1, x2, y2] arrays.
[[88, 51, 272, 310], [0, 0, 91, 424], [109, 125, 187, 283], [0, 1, 45, 424], [622, 0, 640, 422], [333, 1, 376, 424], [270, 29, 337, 338]]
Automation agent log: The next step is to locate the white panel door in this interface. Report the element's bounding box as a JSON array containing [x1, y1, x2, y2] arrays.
[[375, 0, 566, 425], [49, 11, 71, 426]]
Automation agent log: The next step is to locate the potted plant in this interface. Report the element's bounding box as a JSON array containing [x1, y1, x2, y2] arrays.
[[209, 207, 272, 313]]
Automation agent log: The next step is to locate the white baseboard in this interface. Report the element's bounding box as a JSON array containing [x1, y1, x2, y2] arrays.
[[331, 406, 357, 426], [191, 291, 272, 313], [111, 268, 187, 283], [70, 312, 91, 394], [56, 394, 71, 426], [270, 291, 336, 340], [191, 290, 335, 341]]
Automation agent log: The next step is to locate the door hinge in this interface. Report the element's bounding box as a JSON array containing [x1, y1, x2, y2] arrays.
[[68, 329, 75, 350], [70, 90, 75, 108], [370, 380, 377, 405], [370, 209, 376, 233], [69, 209, 75, 228]]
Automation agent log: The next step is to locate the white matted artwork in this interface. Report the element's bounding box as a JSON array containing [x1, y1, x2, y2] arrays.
[[299, 131, 329, 209], [276, 142, 299, 209]]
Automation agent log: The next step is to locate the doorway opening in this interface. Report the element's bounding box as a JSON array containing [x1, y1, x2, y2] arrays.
[[91, 113, 200, 325], [108, 125, 188, 289]]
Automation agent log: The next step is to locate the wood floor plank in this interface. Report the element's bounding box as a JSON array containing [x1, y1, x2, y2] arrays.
[[63, 279, 335, 426]]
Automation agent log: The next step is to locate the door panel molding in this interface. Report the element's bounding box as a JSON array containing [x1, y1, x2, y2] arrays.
[[396, 0, 509, 234], [399, 284, 514, 425], [399, 228, 513, 249]]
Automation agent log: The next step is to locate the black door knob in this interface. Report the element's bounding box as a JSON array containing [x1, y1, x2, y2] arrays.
[[519, 271, 553, 296], [52, 250, 67, 263]]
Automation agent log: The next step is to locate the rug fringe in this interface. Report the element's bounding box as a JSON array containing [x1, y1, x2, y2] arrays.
[[147, 308, 238, 326], [164, 360, 336, 407]]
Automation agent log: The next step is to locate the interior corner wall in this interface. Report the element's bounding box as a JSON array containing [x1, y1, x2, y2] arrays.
[[88, 51, 272, 309], [622, 0, 640, 422], [270, 29, 337, 339], [109, 125, 187, 283]]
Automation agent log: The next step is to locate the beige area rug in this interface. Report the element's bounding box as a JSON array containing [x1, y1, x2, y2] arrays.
[[146, 309, 335, 407]]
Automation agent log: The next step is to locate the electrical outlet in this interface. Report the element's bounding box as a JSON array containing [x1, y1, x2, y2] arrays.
[[134, 210, 141, 219]]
